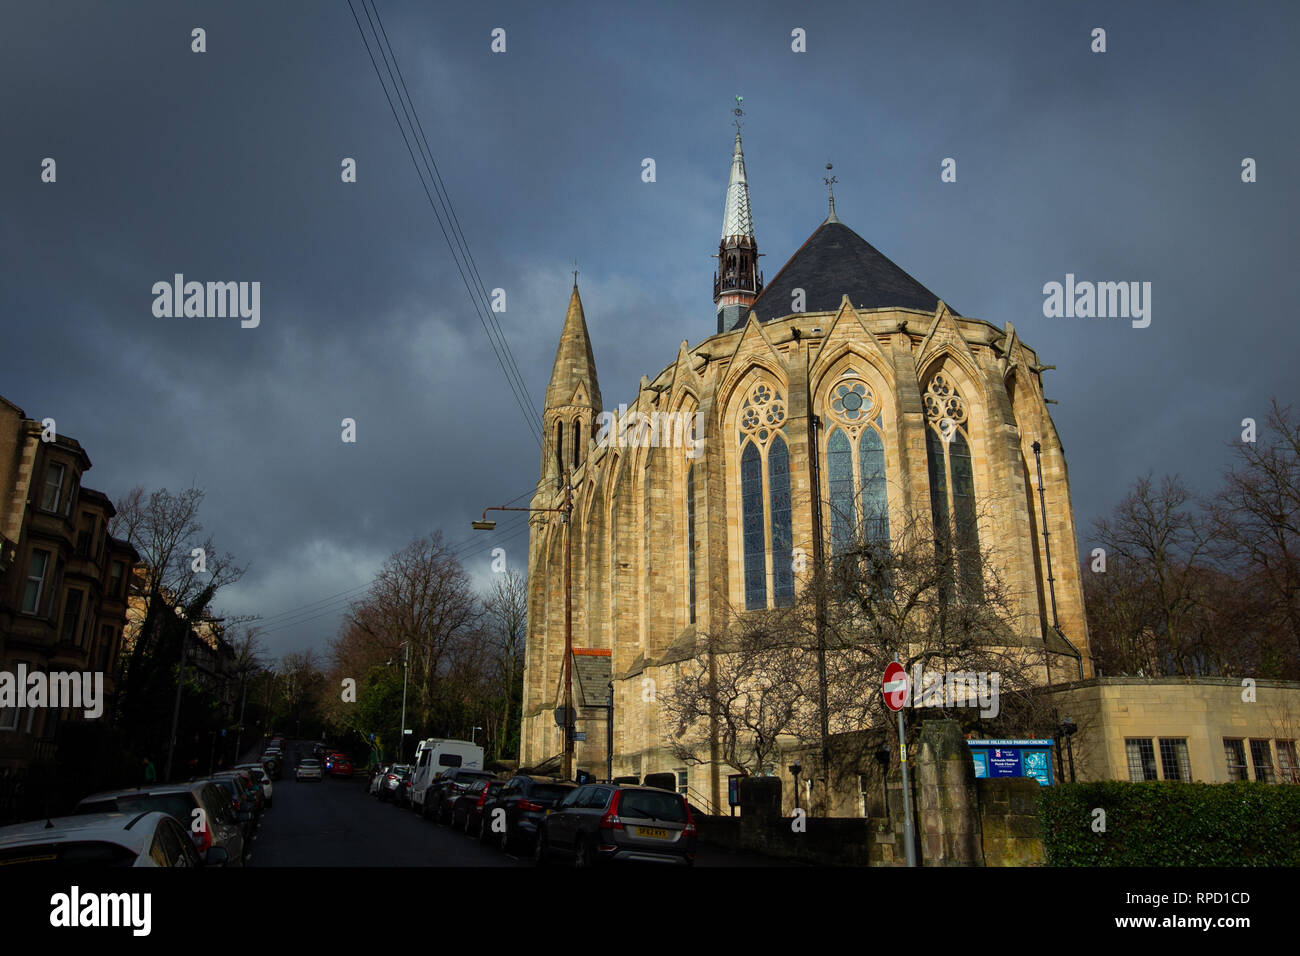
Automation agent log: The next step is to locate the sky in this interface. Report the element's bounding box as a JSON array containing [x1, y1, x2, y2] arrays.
[[2, 0, 1297, 660]]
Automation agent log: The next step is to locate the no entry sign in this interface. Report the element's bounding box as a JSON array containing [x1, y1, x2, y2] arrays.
[[882, 661, 909, 711]]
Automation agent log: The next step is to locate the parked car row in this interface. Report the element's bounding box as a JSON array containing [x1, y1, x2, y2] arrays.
[[364, 765, 698, 866]]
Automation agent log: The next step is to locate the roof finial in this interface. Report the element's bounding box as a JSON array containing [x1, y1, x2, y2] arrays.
[[733, 94, 744, 131], [572, 259, 578, 287], [824, 162, 839, 223]]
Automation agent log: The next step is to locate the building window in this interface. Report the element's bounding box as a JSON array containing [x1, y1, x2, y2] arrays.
[[1224, 738, 1248, 781], [98, 624, 116, 671], [41, 462, 66, 512], [824, 375, 891, 555], [1125, 738, 1158, 781], [0, 702, 18, 732], [1277, 740, 1299, 784], [572, 419, 582, 468], [109, 560, 126, 599], [61, 589, 85, 645], [1249, 739, 1275, 783], [676, 769, 688, 796], [1158, 738, 1191, 781], [555, 420, 564, 476], [736, 381, 792, 610], [923, 373, 982, 600], [22, 550, 51, 614], [686, 464, 696, 625]]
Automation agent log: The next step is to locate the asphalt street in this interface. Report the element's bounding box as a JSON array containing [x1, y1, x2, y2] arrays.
[[248, 741, 790, 866]]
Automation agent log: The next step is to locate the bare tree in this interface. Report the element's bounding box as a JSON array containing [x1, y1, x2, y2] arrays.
[[483, 568, 527, 758]]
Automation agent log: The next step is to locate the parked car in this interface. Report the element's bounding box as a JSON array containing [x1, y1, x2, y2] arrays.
[[206, 775, 258, 842], [328, 756, 354, 778], [296, 758, 323, 782], [433, 769, 497, 824], [368, 764, 390, 796], [373, 764, 412, 801], [393, 767, 415, 807], [535, 784, 696, 866], [261, 755, 282, 781], [409, 738, 484, 814], [486, 775, 577, 852], [73, 781, 245, 866], [0, 811, 209, 866], [460, 779, 504, 836], [215, 769, 264, 814], [234, 764, 274, 808]]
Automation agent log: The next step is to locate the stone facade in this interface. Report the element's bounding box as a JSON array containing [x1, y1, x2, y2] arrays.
[[1041, 677, 1300, 784]]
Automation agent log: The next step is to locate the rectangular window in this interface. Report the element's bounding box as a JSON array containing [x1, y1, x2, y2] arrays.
[[61, 589, 84, 644], [0, 704, 18, 732], [676, 769, 688, 796], [1224, 739, 1248, 782], [98, 624, 115, 671], [41, 462, 66, 511], [109, 561, 125, 599], [1158, 738, 1191, 782], [1249, 739, 1275, 783], [1125, 738, 1158, 782], [1277, 741, 1299, 785], [22, 550, 51, 614]]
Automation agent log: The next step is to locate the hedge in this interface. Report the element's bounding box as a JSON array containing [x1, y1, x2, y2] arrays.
[[1037, 780, 1300, 866]]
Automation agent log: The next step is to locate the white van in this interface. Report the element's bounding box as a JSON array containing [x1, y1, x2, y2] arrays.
[[410, 738, 485, 813]]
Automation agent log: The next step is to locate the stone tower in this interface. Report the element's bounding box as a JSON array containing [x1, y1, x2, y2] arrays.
[[540, 280, 602, 488]]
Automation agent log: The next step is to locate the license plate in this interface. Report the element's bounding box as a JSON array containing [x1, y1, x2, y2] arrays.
[[636, 826, 670, 839]]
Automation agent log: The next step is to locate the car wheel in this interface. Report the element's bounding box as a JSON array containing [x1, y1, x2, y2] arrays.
[[573, 835, 593, 868]]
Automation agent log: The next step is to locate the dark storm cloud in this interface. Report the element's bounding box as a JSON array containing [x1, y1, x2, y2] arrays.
[[2, 0, 1296, 655]]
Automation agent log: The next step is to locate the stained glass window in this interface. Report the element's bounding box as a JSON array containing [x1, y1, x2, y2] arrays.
[[949, 430, 982, 599], [741, 441, 765, 610], [686, 464, 696, 625], [827, 429, 856, 555], [769, 436, 794, 606], [924, 373, 981, 601], [859, 423, 890, 543]]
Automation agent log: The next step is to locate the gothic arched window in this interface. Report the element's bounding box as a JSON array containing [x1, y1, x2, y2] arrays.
[[555, 420, 564, 476], [923, 372, 982, 600], [573, 419, 582, 468], [686, 463, 697, 624], [737, 381, 793, 610], [824, 374, 891, 555]]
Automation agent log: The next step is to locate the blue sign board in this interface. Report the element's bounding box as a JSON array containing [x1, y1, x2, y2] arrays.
[[968, 739, 1055, 786]]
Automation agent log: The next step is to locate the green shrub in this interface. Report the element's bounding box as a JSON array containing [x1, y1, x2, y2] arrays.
[[1037, 781, 1300, 866]]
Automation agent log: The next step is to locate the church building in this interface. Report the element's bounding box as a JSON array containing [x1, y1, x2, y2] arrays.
[[520, 121, 1091, 814]]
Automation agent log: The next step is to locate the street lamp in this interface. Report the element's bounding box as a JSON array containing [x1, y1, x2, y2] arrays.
[[387, 640, 411, 764], [475, 472, 576, 780], [471, 725, 482, 745], [789, 759, 803, 812], [1058, 716, 1077, 783]]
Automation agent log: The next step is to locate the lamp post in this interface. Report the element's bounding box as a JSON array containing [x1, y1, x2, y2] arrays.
[[1059, 716, 1077, 783], [605, 681, 614, 783], [471, 726, 482, 746], [475, 471, 575, 779], [789, 759, 803, 812]]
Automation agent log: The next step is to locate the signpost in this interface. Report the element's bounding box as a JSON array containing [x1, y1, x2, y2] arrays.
[[883, 658, 918, 867]]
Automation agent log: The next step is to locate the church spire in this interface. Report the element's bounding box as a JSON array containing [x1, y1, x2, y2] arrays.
[[541, 280, 602, 484], [714, 96, 763, 335]]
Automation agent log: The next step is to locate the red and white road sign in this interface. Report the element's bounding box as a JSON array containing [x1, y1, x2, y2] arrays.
[[882, 662, 909, 711]]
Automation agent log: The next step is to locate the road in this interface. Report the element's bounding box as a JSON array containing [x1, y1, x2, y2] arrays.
[[248, 741, 790, 866]]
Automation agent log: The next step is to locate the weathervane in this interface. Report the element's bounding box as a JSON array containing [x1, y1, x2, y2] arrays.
[[824, 161, 839, 220], [734, 94, 744, 130]]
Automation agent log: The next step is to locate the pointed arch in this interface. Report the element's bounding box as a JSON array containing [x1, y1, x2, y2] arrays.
[[740, 440, 765, 610]]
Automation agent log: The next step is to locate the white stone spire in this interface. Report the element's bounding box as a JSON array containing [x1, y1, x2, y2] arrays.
[[721, 127, 755, 241]]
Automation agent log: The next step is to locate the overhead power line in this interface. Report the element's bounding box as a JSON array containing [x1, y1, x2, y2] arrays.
[[346, 0, 544, 446]]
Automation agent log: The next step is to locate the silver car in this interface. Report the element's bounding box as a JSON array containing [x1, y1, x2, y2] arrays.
[[0, 811, 208, 866], [234, 764, 274, 808], [74, 781, 245, 866], [296, 758, 323, 781]]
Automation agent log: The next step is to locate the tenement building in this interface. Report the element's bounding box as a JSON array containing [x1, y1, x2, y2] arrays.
[[520, 126, 1091, 812], [0, 395, 137, 780]]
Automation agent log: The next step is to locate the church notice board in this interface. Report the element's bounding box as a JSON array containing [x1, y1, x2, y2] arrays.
[[968, 739, 1055, 786]]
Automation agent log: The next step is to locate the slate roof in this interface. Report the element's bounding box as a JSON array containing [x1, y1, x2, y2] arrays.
[[749, 218, 957, 322], [572, 650, 612, 707]]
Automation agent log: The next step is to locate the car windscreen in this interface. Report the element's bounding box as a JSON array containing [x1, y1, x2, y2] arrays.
[[0, 841, 138, 866], [300, 760, 320, 767], [114, 793, 195, 822], [617, 790, 687, 822], [533, 784, 576, 802]]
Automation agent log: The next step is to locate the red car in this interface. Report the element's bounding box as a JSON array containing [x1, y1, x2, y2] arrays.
[[328, 757, 354, 778]]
